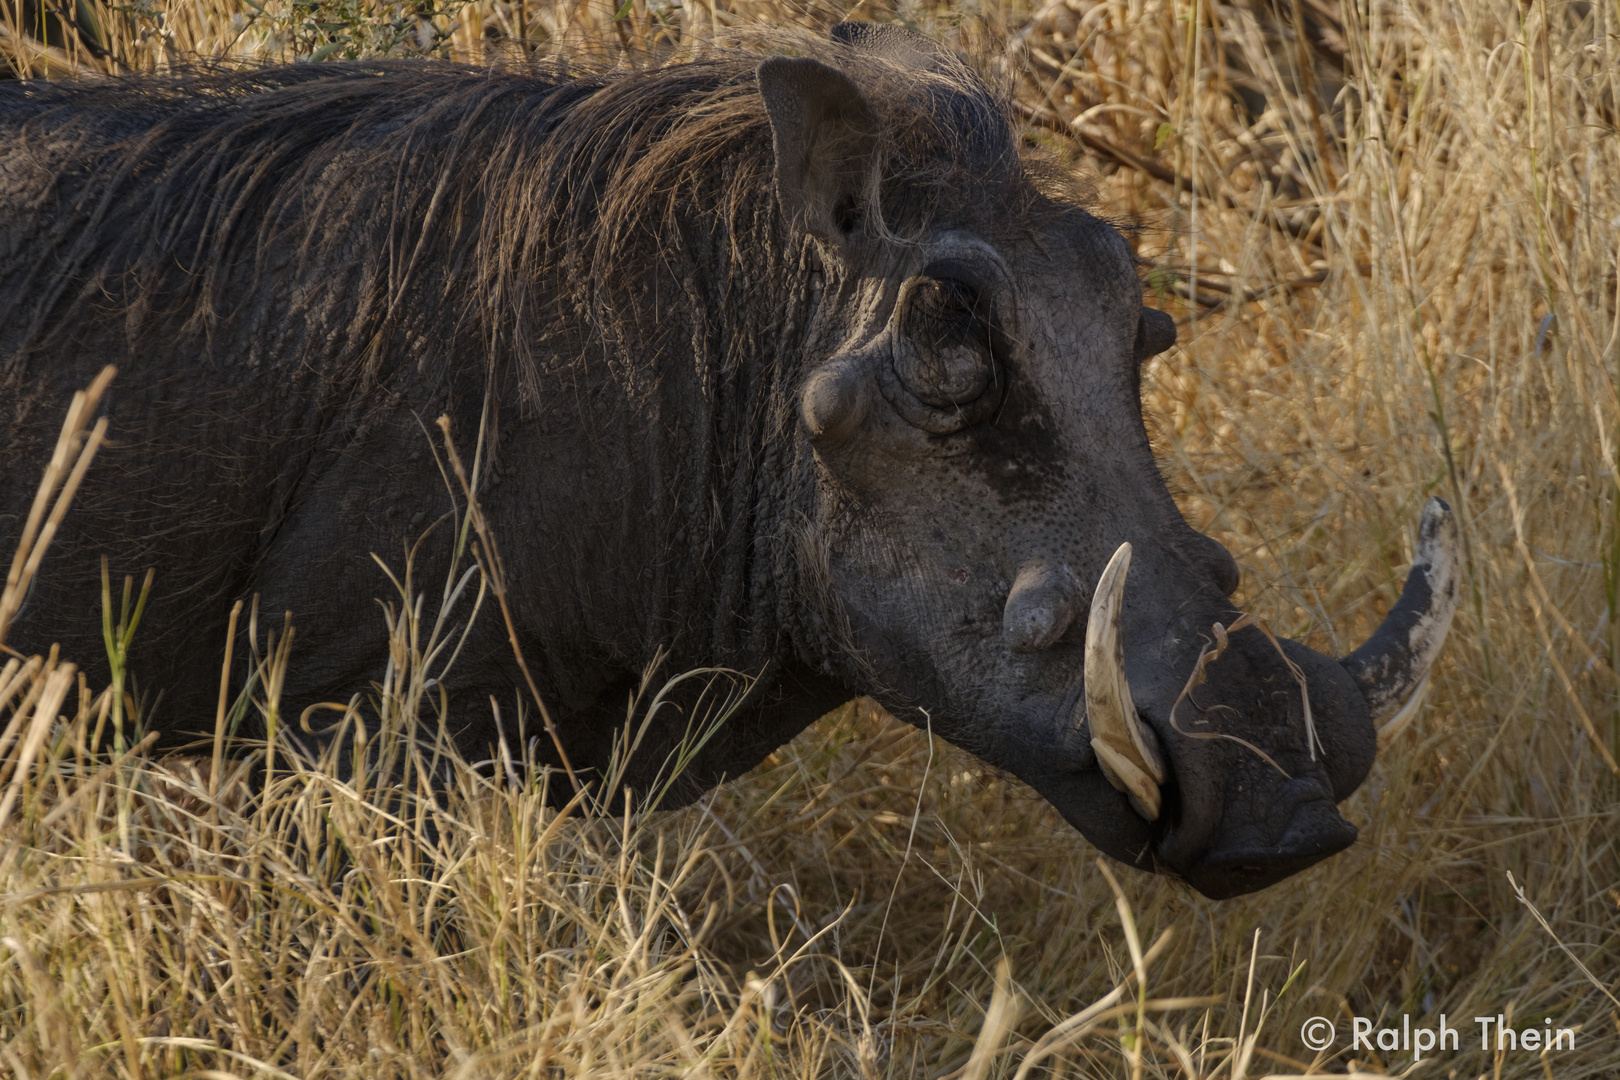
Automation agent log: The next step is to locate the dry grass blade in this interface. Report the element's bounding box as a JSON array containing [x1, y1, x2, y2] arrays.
[[434, 412, 580, 795], [1507, 871, 1620, 1013], [1500, 466, 1620, 777], [209, 599, 244, 798], [0, 662, 75, 830], [0, 366, 115, 648], [959, 955, 1021, 1080], [1166, 614, 1293, 778]]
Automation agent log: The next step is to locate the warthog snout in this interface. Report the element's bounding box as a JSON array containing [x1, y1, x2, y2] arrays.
[[1021, 498, 1461, 898]]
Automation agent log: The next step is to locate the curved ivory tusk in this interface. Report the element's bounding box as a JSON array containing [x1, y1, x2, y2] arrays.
[[1085, 542, 1167, 820], [1341, 498, 1461, 733], [1374, 673, 1429, 751]]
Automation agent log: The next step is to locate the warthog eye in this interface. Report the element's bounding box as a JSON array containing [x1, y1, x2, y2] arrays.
[[927, 277, 979, 316], [889, 275, 1000, 430]]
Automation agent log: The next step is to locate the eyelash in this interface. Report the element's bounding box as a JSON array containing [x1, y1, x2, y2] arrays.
[[929, 278, 980, 315], [914, 278, 993, 352]]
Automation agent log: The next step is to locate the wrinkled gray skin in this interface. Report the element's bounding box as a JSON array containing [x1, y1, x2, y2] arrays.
[[1, 26, 1388, 898]]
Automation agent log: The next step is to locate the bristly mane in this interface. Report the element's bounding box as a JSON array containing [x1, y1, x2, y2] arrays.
[[0, 40, 1039, 410]]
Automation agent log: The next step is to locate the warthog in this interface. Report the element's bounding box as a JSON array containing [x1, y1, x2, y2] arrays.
[[0, 23, 1458, 897]]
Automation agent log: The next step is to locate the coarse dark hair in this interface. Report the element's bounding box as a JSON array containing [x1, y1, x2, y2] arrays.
[[0, 37, 1053, 414]]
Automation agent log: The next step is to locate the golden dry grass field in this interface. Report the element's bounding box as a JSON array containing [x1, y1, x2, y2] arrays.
[[2, 0, 1619, 1076]]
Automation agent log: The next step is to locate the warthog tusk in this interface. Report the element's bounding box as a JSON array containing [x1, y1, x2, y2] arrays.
[[1374, 673, 1429, 751], [1341, 497, 1461, 740], [1085, 542, 1166, 820]]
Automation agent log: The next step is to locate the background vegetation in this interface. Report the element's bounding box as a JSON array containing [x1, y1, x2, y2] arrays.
[[3, 0, 1618, 1076]]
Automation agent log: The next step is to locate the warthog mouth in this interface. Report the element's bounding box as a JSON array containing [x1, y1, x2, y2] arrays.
[[1152, 773, 1357, 900], [1032, 498, 1461, 898], [1035, 745, 1360, 900], [1186, 801, 1358, 899]]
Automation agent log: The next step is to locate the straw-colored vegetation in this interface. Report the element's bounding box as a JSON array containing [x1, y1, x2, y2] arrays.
[[3, 0, 1618, 1076]]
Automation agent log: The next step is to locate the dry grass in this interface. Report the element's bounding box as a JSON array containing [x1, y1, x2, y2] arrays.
[[3, 0, 1620, 1076]]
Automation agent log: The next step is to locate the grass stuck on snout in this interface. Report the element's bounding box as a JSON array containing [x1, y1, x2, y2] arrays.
[[4, 0, 1620, 1076]]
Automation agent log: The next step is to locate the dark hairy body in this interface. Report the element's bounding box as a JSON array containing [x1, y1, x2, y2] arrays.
[[0, 26, 1459, 897], [1, 52, 843, 791]]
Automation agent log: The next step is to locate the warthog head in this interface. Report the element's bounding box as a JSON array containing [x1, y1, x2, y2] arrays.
[[771, 24, 1458, 898]]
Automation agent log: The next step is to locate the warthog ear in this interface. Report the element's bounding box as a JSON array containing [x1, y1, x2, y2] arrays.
[[829, 21, 954, 72], [1134, 307, 1177, 362], [757, 57, 880, 241]]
